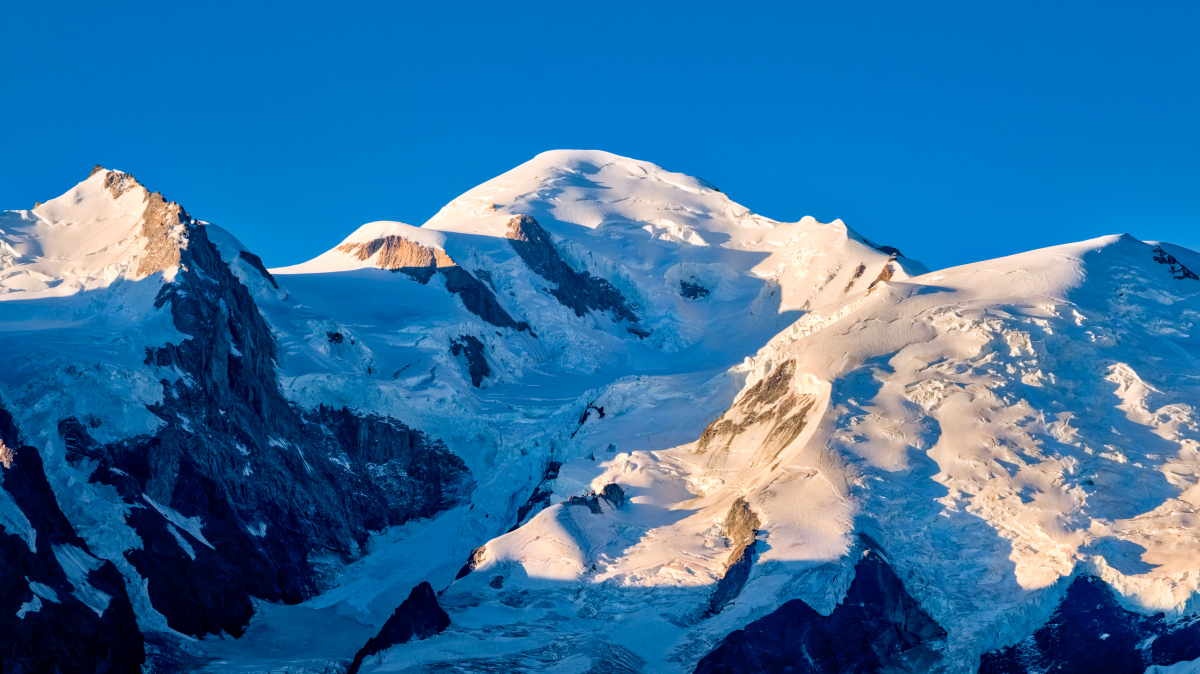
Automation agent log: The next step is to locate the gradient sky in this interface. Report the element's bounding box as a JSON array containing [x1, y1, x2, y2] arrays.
[[2, 1, 1197, 271]]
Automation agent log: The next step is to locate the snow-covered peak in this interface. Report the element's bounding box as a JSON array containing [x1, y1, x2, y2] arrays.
[[0, 166, 196, 298], [278, 150, 929, 364], [34, 166, 150, 226], [425, 149, 761, 238], [420, 149, 927, 303]]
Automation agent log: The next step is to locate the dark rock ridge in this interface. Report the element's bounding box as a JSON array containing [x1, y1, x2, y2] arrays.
[[237, 250, 279, 289], [1152, 245, 1200, 281], [704, 498, 760, 617], [505, 215, 648, 337], [694, 538, 946, 674], [511, 460, 563, 531], [863, 238, 905, 258], [979, 575, 1200, 674], [454, 544, 488, 581], [844, 263, 867, 293], [450, 335, 490, 387], [563, 482, 628, 514], [0, 400, 145, 673], [57, 189, 472, 642], [346, 581, 450, 674], [681, 280, 710, 299], [338, 235, 529, 331]]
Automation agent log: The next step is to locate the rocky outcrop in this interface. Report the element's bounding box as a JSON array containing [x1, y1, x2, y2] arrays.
[[863, 238, 905, 257], [346, 581, 450, 674], [135, 190, 190, 279], [505, 215, 646, 336], [454, 545, 488, 581], [703, 498, 760, 617], [0, 401, 145, 673], [338, 235, 455, 283], [843, 263, 867, 293], [868, 259, 895, 289], [563, 483, 628, 514], [979, 575, 1200, 674], [694, 539, 945, 674], [681, 280, 710, 299], [237, 250, 279, 289], [1152, 245, 1199, 281], [695, 359, 817, 467], [339, 235, 528, 331], [60, 213, 472, 641], [511, 460, 563, 531], [450, 335, 490, 387]]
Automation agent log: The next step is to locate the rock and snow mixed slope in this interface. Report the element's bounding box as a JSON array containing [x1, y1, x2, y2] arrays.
[[355, 234, 1200, 674], [0, 151, 1198, 674]]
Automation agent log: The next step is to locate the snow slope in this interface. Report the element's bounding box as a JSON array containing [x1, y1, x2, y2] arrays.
[[373, 232, 1200, 673]]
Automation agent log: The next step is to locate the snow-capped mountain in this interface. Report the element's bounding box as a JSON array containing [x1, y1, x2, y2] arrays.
[[0, 151, 1197, 674]]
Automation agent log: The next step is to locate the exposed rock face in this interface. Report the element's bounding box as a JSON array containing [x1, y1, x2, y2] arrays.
[[1152, 245, 1200, 281], [704, 498, 760, 617], [339, 235, 527, 331], [454, 545, 488, 581], [505, 215, 646, 336], [863, 238, 905, 257], [346, 581, 450, 674], [680, 280, 710, 300], [843, 263, 867, 293], [338, 235, 455, 283], [450, 335, 490, 387], [695, 359, 817, 469], [867, 259, 895, 289], [979, 576, 1200, 674], [562, 482, 628, 514], [237, 250, 279, 289], [511, 460, 563, 531], [599, 482, 627, 508], [0, 401, 145, 673], [135, 191, 190, 279], [102, 169, 142, 200], [694, 540, 946, 674], [60, 219, 472, 640]]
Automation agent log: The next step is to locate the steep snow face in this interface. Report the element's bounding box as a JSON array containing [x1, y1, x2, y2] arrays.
[[260, 150, 927, 444]]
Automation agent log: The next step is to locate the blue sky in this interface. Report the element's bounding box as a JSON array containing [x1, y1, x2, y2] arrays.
[[2, 1, 1197, 270]]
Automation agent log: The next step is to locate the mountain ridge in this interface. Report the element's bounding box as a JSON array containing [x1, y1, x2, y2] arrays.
[[0, 153, 1197, 673]]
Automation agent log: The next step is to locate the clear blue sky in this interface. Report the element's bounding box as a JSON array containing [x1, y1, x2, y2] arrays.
[[2, 1, 1197, 270]]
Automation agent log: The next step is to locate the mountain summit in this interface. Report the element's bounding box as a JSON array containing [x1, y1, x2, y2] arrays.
[[0, 154, 1198, 673]]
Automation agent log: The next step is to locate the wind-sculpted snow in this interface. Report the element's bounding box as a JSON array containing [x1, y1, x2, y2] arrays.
[[3, 152, 1199, 673]]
